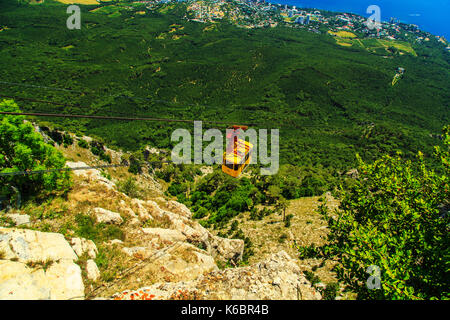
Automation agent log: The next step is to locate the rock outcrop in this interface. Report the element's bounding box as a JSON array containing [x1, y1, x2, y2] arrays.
[[112, 251, 321, 300], [166, 200, 192, 218], [142, 228, 187, 242], [66, 161, 116, 190], [70, 237, 98, 259], [0, 228, 84, 300], [92, 207, 123, 225], [3, 214, 30, 227], [86, 259, 100, 282], [119, 197, 245, 264], [0, 228, 77, 263], [0, 132, 325, 300], [207, 235, 245, 262]]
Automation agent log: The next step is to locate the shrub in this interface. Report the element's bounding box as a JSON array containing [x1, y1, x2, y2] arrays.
[[62, 133, 73, 147], [231, 228, 254, 265], [99, 152, 112, 163], [278, 233, 288, 243], [75, 213, 125, 242], [168, 182, 187, 197], [322, 282, 340, 300], [89, 140, 111, 163], [128, 155, 142, 174], [117, 177, 140, 199], [284, 214, 294, 227], [0, 99, 71, 203], [75, 214, 98, 240], [229, 220, 239, 233], [304, 271, 321, 286], [192, 207, 208, 219], [77, 139, 89, 149], [317, 126, 450, 299]]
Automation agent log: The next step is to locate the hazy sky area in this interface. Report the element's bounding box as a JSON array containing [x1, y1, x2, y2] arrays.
[[271, 0, 450, 39]]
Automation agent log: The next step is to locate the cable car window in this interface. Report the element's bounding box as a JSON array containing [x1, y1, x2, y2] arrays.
[[225, 162, 237, 171]]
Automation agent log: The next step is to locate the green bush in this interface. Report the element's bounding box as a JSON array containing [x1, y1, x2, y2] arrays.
[[99, 152, 112, 164], [192, 207, 208, 219], [278, 233, 288, 243], [316, 126, 450, 299], [284, 214, 294, 227], [62, 134, 73, 147], [304, 271, 321, 286], [128, 155, 142, 174], [231, 228, 254, 265], [167, 182, 187, 197], [90, 140, 111, 164], [77, 139, 89, 149], [75, 213, 125, 243], [0, 99, 71, 203], [117, 177, 140, 199], [250, 207, 273, 221], [322, 282, 340, 300]]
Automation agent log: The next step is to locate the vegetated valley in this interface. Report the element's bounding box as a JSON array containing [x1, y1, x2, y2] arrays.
[[0, 0, 449, 300]]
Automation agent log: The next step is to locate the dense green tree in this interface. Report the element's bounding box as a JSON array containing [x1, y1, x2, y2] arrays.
[[0, 99, 71, 204], [313, 126, 449, 299]]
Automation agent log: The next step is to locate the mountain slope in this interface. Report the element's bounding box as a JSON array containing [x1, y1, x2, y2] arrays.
[[0, 0, 448, 172], [0, 124, 325, 299]]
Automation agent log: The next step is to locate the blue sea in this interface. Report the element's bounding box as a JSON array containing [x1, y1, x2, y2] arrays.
[[270, 0, 450, 39]]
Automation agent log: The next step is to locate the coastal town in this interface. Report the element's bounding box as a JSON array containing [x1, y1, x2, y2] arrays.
[[129, 0, 450, 54]]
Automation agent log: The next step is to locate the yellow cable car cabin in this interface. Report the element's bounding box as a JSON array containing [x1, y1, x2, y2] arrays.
[[222, 126, 253, 178]]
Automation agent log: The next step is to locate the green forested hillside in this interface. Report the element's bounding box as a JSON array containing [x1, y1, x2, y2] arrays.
[[0, 0, 448, 173], [1, 1, 449, 299]]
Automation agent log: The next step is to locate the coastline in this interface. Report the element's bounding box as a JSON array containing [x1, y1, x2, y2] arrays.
[[266, 0, 449, 39]]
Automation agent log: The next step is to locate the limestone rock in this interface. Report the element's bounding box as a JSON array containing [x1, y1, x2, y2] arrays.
[[167, 200, 192, 218], [129, 218, 141, 227], [4, 214, 31, 227], [146, 207, 244, 263], [66, 161, 116, 190], [122, 246, 154, 259], [81, 136, 92, 143], [207, 234, 245, 263], [142, 227, 187, 243], [0, 228, 77, 263], [157, 243, 218, 279], [92, 207, 123, 225], [145, 200, 165, 218], [107, 239, 124, 246], [70, 237, 98, 259], [112, 251, 321, 300], [0, 228, 84, 300], [130, 199, 153, 221], [155, 197, 168, 206], [120, 203, 137, 218], [0, 260, 51, 300], [44, 260, 84, 300], [86, 259, 100, 282], [181, 224, 209, 243], [147, 208, 243, 263]]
